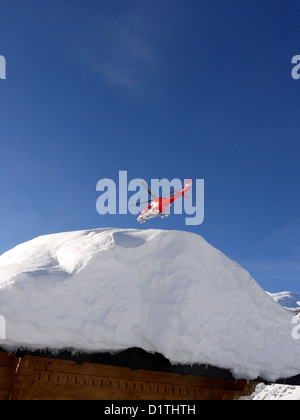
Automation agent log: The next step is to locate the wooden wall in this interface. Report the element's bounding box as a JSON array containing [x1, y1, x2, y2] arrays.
[[0, 351, 257, 400], [0, 352, 19, 400]]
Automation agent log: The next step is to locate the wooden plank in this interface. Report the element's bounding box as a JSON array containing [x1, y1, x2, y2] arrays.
[[0, 351, 257, 400], [19, 355, 248, 390], [13, 359, 257, 400], [14, 371, 208, 400], [0, 352, 21, 400], [0, 352, 19, 367]]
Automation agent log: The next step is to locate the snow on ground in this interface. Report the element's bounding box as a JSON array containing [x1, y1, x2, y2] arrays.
[[0, 228, 300, 382], [244, 383, 300, 400]]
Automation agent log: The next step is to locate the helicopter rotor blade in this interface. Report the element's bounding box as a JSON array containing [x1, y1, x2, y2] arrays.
[[161, 192, 175, 198], [126, 199, 152, 208], [140, 179, 157, 199]]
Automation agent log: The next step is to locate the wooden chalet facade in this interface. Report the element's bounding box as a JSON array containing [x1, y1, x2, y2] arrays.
[[0, 347, 259, 400]]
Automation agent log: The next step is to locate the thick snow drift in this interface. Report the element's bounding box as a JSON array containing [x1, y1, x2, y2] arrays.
[[0, 228, 300, 381]]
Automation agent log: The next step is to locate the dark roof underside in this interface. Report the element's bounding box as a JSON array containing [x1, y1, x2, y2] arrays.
[[2, 346, 300, 386]]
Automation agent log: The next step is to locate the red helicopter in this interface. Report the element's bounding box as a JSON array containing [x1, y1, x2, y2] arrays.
[[128, 179, 193, 223]]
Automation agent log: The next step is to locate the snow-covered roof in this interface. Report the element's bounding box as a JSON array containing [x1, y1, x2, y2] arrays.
[[0, 228, 300, 381]]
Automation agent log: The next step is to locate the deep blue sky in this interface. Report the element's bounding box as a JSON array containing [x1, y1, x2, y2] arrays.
[[0, 0, 300, 293]]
